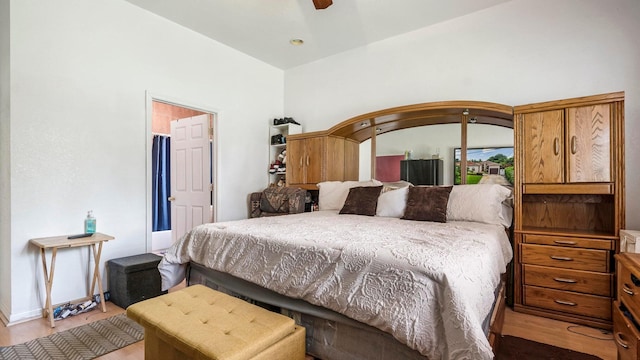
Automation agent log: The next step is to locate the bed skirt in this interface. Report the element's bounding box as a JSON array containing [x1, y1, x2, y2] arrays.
[[186, 262, 506, 360]]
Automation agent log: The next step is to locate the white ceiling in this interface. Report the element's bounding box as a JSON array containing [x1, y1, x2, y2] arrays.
[[125, 0, 511, 70]]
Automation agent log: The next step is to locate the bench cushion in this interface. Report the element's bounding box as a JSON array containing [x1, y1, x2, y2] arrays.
[[127, 284, 298, 360]]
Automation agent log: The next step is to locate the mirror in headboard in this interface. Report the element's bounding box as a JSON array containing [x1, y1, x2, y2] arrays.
[[326, 101, 514, 185]]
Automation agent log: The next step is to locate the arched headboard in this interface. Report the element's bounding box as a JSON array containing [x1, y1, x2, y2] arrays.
[[326, 100, 513, 142], [327, 101, 514, 182], [286, 100, 514, 188]]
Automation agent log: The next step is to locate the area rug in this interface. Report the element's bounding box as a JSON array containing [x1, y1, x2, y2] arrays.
[[0, 313, 143, 360], [497, 335, 603, 360]]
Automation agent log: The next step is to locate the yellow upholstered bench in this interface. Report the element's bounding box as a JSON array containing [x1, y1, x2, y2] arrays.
[[127, 284, 306, 360]]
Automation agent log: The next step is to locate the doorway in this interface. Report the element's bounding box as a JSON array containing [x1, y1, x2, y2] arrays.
[[146, 94, 218, 252]]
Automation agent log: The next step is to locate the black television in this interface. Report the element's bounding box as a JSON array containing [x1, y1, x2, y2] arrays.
[[453, 146, 514, 185]]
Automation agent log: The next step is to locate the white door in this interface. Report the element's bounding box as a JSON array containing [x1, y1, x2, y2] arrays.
[[170, 114, 212, 244]]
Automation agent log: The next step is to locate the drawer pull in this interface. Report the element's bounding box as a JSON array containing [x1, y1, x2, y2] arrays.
[[554, 299, 577, 306], [553, 240, 577, 245], [623, 284, 635, 296], [615, 332, 630, 349], [553, 277, 577, 284], [550, 256, 573, 261]]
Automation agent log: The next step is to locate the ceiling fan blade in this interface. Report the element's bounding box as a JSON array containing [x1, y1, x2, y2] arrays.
[[312, 0, 333, 10]]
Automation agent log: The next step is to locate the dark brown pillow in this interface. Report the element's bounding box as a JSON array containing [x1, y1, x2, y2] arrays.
[[402, 186, 453, 222], [339, 186, 383, 216]]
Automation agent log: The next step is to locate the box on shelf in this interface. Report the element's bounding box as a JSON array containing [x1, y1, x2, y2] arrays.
[[620, 229, 640, 253]]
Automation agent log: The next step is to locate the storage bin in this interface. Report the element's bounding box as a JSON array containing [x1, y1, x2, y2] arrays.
[[621, 230, 640, 253], [107, 253, 166, 309]]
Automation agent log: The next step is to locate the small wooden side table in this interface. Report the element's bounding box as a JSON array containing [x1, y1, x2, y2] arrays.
[[29, 232, 115, 327]]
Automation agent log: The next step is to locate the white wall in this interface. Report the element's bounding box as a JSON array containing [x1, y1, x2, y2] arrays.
[[3, 0, 283, 323], [0, 0, 11, 321], [285, 0, 640, 228]]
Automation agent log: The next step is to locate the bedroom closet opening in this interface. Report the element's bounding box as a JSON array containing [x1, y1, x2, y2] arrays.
[[149, 99, 216, 252]]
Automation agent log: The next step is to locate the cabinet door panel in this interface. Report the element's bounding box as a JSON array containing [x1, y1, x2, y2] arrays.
[[325, 137, 345, 181], [305, 137, 325, 184], [567, 104, 611, 182], [523, 110, 564, 184], [343, 139, 359, 181], [287, 139, 305, 185]]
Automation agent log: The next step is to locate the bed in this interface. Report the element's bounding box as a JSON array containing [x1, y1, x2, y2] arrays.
[[158, 182, 513, 360]]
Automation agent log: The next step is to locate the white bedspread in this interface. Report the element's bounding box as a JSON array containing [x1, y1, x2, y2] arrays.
[[158, 211, 512, 360]]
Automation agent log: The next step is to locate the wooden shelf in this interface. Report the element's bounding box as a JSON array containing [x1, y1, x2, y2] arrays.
[[523, 183, 614, 195], [269, 123, 301, 186]]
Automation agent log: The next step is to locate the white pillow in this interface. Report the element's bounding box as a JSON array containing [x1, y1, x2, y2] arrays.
[[380, 180, 413, 193], [376, 186, 409, 218], [446, 184, 513, 227], [318, 180, 382, 211]]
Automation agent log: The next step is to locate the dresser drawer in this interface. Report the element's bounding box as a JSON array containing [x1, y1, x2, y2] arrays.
[[523, 285, 611, 320], [521, 244, 610, 272], [613, 301, 640, 360], [523, 234, 614, 250], [523, 264, 612, 297], [618, 262, 640, 317]]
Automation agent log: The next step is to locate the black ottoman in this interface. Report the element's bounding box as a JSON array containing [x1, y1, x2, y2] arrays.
[[107, 253, 167, 309]]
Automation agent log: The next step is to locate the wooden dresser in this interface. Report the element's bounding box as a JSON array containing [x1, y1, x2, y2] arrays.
[[615, 253, 640, 360], [513, 92, 625, 329]]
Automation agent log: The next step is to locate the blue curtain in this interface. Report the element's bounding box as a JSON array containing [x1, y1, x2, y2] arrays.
[[152, 135, 171, 231]]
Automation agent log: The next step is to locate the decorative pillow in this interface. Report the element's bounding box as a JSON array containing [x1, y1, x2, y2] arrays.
[[446, 184, 513, 227], [380, 180, 413, 193], [402, 186, 453, 223], [339, 186, 383, 216], [317, 179, 383, 211], [260, 187, 290, 213], [376, 186, 409, 218]]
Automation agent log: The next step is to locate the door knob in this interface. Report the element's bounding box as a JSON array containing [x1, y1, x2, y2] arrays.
[[168, 196, 175, 202]]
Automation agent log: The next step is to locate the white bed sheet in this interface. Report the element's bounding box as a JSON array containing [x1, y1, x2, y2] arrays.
[[159, 210, 512, 360]]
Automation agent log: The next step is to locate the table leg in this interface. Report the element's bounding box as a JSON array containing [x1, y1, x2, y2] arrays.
[[89, 242, 107, 313], [40, 247, 57, 328]]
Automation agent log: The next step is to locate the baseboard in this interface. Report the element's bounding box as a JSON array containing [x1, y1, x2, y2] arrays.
[[1, 306, 43, 327]]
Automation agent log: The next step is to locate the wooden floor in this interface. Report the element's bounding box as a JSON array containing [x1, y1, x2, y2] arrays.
[[1, 300, 617, 360], [503, 308, 616, 360]]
